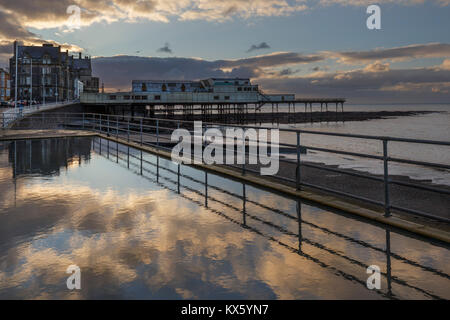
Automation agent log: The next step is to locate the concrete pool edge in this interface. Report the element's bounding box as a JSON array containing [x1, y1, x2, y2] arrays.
[[2, 129, 449, 244], [0, 129, 97, 141]]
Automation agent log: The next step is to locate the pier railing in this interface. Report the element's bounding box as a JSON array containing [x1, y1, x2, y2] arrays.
[[3, 111, 450, 223]]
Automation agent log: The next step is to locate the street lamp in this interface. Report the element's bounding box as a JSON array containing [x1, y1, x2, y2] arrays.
[[29, 57, 32, 106], [42, 67, 46, 106]]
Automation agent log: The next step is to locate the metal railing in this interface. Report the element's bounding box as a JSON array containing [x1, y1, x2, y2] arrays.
[[3, 111, 450, 223]]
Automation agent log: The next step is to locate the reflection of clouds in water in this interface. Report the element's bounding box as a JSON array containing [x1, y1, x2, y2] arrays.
[[0, 176, 378, 299], [0, 147, 448, 299]]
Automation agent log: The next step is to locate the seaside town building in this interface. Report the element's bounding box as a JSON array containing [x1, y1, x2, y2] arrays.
[[0, 68, 10, 101], [9, 41, 99, 103]]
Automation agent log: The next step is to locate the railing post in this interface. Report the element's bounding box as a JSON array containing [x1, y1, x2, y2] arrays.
[[242, 131, 246, 176], [116, 116, 119, 139], [383, 139, 391, 217], [107, 115, 110, 135], [127, 119, 130, 142], [156, 119, 159, 147], [140, 118, 143, 145], [296, 132, 301, 190], [99, 114, 102, 133]]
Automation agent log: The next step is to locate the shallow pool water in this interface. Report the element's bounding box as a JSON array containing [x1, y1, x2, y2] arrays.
[[0, 137, 448, 299]]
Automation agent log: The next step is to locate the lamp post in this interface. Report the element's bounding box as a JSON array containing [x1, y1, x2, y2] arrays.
[[42, 67, 46, 106], [14, 41, 18, 110], [56, 70, 58, 104], [29, 58, 32, 106]]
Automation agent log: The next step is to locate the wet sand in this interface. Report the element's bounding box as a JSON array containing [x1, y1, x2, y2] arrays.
[[234, 160, 450, 232], [166, 110, 441, 125]]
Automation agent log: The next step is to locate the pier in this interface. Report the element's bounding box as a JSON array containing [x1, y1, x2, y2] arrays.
[[80, 77, 346, 123], [80, 94, 346, 123]]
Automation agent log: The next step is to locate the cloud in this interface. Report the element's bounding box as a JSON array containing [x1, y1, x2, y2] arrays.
[[0, 0, 448, 39], [0, 0, 309, 31], [247, 42, 271, 53], [440, 59, 450, 70], [0, 10, 36, 39], [177, 0, 308, 22], [330, 43, 450, 63], [91, 52, 325, 90], [257, 66, 450, 102], [363, 61, 390, 72], [157, 42, 173, 54], [318, 0, 449, 7], [278, 68, 300, 76], [90, 49, 450, 103]]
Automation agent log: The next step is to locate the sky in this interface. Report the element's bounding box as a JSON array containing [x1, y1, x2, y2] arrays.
[[0, 0, 449, 103]]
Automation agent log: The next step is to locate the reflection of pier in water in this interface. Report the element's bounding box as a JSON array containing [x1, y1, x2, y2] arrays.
[[92, 137, 449, 300]]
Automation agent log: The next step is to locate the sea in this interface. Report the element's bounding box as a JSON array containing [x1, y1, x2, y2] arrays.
[[261, 103, 450, 186]]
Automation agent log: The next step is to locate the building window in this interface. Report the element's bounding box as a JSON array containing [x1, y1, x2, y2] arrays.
[[42, 67, 51, 75], [224, 96, 230, 100], [214, 95, 220, 100], [124, 95, 131, 100], [43, 55, 51, 64], [237, 87, 242, 91], [23, 54, 31, 64], [162, 84, 167, 92], [142, 83, 147, 91], [109, 95, 116, 100], [181, 84, 186, 92], [134, 95, 141, 100], [141, 95, 147, 100], [154, 95, 161, 100]]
